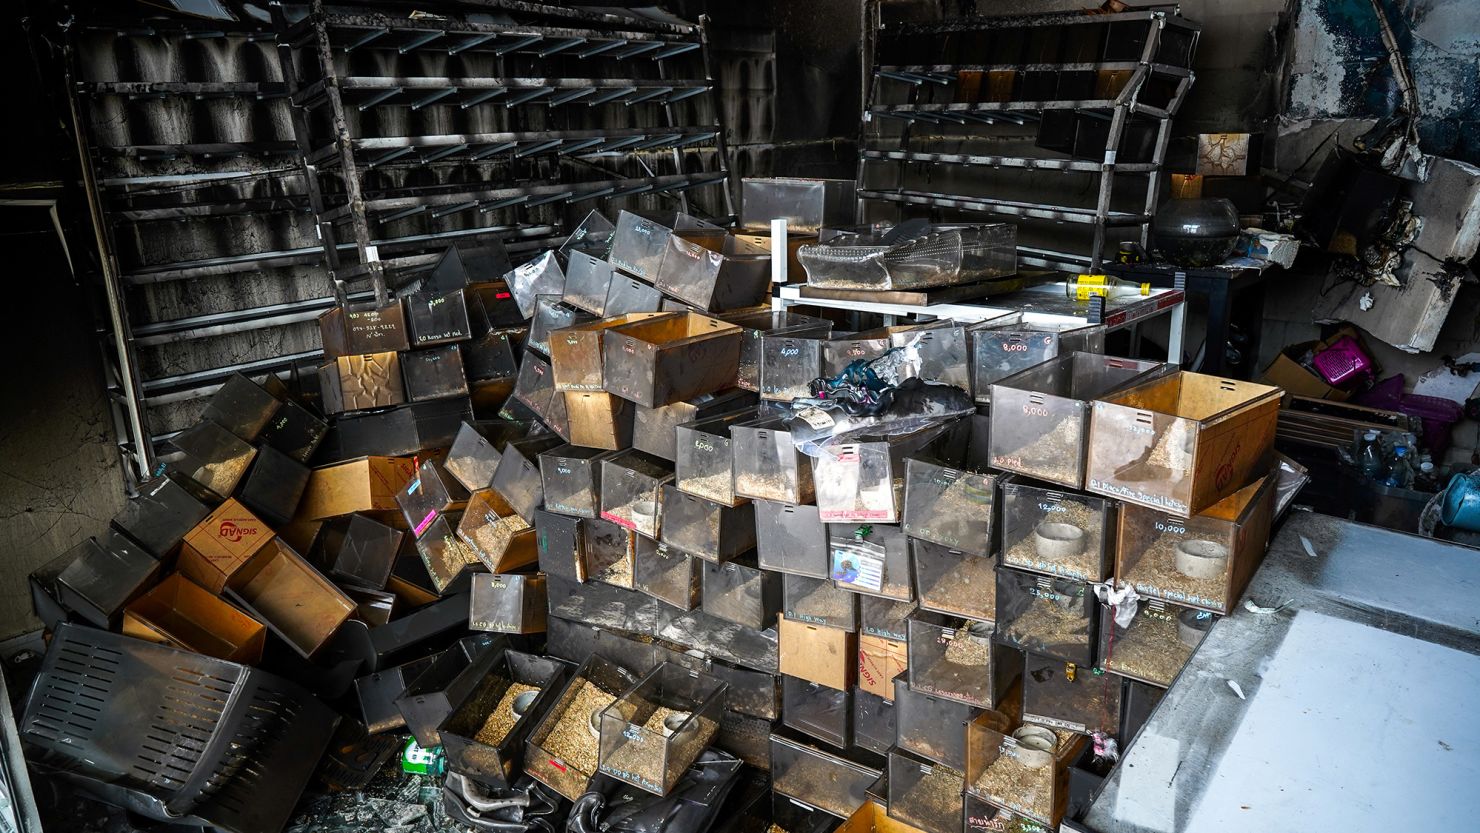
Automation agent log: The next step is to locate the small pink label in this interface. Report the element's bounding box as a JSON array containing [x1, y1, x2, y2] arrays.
[[414, 509, 438, 537]]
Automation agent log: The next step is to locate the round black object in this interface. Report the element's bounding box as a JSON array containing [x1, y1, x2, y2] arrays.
[[1152, 198, 1240, 267]]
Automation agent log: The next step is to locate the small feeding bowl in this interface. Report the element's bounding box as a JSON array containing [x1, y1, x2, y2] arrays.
[[962, 481, 995, 505], [1011, 725, 1057, 769], [588, 707, 605, 738], [1033, 522, 1086, 560], [661, 710, 696, 740], [512, 690, 540, 717], [631, 500, 660, 530], [1173, 539, 1229, 580], [1177, 607, 1215, 648]]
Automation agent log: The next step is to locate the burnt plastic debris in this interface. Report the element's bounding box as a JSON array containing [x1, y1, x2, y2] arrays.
[[568, 748, 745, 833]]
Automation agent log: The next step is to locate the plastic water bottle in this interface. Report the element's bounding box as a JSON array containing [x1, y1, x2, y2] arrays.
[[1359, 430, 1384, 479], [1383, 446, 1414, 488]]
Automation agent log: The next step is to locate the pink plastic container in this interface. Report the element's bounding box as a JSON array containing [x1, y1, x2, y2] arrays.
[[1311, 336, 1373, 387]]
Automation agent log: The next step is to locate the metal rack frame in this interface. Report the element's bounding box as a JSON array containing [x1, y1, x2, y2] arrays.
[[274, 0, 733, 303], [63, 0, 733, 485], [857, 9, 1200, 273], [764, 219, 1187, 361]]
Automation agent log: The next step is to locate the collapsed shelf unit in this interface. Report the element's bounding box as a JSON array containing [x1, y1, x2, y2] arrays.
[[65, 0, 731, 484], [858, 9, 1199, 272]]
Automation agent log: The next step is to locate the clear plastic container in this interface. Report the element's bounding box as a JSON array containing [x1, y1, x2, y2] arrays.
[[525, 654, 640, 800], [799, 224, 1017, 291], [814, 441, 900, 523], [329, 513, 404, 590], [989, 353, 1167, 488], [609, 211, 678, 281], [1085, 372, 1282, 517], [782, 574, 858, 631], [562, 250, 615, 315], [892, 676, 984, 770], [755, 501, 829, 578], [897, 323, 972, 389], [907, 611, 1021, 709], [859, 595, 915, 642], [724, 311, 833, 392], [491, 435, 565, 523], [965, 716, 1084, 827], [852, 688, 896, 756], [675, 411, 754, 506], [822, 323, 931, 379], [603, 272, 665, 316], [414, 513, 481, 595], [912, 539, 998, 622], [733, 417, 814, 504], [550, 312, 675, 392], [760, 334, 827, 402], [445, 421, 507, 493], [889, 751, 966, 833], [468, 573, 547, 634], [404, 288, 473, 347], [397, 459, 470, 538], [598, 450, 675, 539], [709, 660, 780, 721], [456, 489, 537, 573], [528, 295, 595, 357], [631, 389, 757, 463], [701, 555, 781, 630], [994, 569, 1097, 667], [511, 351, 565, 433], [654, 229, 771, 312], [769, 733, 883, 819], [535, 509, 583, 583], [900, 458, 997, 555], [581, 517, 638, 590], [1021, 653, 1122, 736], [782, 675, 851, 748], [659, 484, 756, 562], [1114, 474, 1276, 613], [539, 445, 613, 519], [740, 178, 857, 234], [1099, 598, 1215, 688], [971, 322, 1105, 404], [828, 523, 912, 603], [634, 540, 702, 610], [505, 251, 566, 320], [1000, 484, 1115, 583], [438, 650, 566, 787], [558, 209, 616, 263], [602, 313, 743, 409], [167, 420, 257, 499], [201, 372, 280, 442], [597, 662, 726, 794]]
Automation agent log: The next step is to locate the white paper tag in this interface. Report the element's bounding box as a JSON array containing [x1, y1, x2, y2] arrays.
[[797, 407, 835, 431]]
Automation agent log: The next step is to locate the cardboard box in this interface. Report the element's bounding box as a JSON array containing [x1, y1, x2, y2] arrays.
[[123, 573, 267, 664], [779, 613, 856, 691], [298, 456, 416, 521], [1260, 326, 1370, 402], [179, 499, 275, 593], [858, 634, 907, 700], [224, 538, 355, 659], [565, 391, 635, 450]]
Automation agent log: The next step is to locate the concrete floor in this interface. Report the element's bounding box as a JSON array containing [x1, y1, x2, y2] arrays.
[[0, 205, 124, 639]]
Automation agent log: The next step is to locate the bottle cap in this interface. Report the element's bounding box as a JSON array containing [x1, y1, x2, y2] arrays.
[[1364, 430, 1379, 440], [1421, 462, 1435, 471]]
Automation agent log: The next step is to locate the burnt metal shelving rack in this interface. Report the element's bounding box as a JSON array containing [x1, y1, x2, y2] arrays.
[[858, 8, 1199, 272], [64, 0, 731, 485], [274, 0, 732, 304]]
